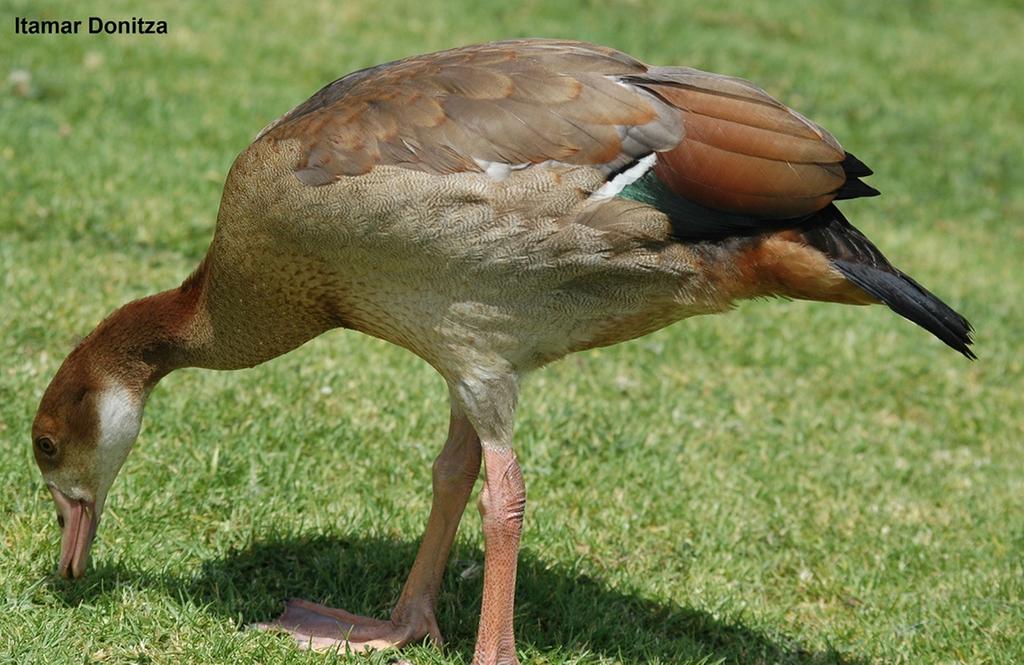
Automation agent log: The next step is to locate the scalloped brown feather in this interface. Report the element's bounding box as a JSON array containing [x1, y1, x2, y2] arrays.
[[258, 40, 672, 184]]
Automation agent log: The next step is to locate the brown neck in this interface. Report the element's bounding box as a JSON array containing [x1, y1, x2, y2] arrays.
[[80, 261, 213, 393], [83, 248, 341, 388]]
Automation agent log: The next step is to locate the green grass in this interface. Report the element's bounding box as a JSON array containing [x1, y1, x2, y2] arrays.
[[2, 1, 1022, 663]]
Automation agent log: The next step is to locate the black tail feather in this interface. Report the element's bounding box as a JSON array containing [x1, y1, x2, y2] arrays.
[[835, 152, 880, 200], [802, 205, 975, 359], [834, 177, 881, 200], [832, 260, 976, 359], [841, 152, 874, 178]]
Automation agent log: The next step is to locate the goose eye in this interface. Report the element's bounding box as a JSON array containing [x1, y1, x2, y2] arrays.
[[35, 436, 56, 456]]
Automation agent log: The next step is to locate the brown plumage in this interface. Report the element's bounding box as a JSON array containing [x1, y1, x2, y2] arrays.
[[261, 39, 861, 223], [31, 40, 972, 665]]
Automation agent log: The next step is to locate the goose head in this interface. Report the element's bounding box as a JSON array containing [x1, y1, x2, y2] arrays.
[[32, 347, 144, 579]]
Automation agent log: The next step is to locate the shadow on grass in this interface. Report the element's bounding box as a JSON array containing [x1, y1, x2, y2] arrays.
[[53, 534, 867, 665]]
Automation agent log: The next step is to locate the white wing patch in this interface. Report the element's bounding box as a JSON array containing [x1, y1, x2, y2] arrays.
[[473, 158, 532, 182], [586, 153, 657, 203]]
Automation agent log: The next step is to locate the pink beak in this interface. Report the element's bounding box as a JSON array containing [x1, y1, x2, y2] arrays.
[[49, 486, 98, 579]]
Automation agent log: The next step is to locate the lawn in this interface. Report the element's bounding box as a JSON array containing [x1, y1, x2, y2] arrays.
[[1, 1, 1022, 663]]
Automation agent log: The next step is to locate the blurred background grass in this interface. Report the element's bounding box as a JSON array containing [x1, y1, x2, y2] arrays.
[[1, 1, 1022, 663]]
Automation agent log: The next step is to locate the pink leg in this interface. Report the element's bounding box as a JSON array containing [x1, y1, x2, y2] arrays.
[[256, 411, 481, 652], [392, 414, 481, 636], [473, 446, 526, 665]]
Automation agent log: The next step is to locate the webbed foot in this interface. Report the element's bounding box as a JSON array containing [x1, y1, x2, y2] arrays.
[[255, 598, 441, 653]]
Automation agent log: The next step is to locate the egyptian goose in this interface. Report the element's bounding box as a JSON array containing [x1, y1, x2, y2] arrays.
[[32, 40, 972, 664]]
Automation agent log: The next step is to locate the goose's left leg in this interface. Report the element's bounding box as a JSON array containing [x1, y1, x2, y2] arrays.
[[256, 407, 481, 652], [457, 369, 525, 665], [473, 445, 526, 665]]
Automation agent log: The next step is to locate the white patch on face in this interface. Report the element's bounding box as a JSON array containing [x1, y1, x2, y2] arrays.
[[97, 384, 143, 451], [43, 382, 144, 510], [587, 152, 657, 203], [92, 383, 143, 508]]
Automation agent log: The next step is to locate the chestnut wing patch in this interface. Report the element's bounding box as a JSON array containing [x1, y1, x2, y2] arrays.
[[615, 151, 878, 240], [623, 67, 876, 219]]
